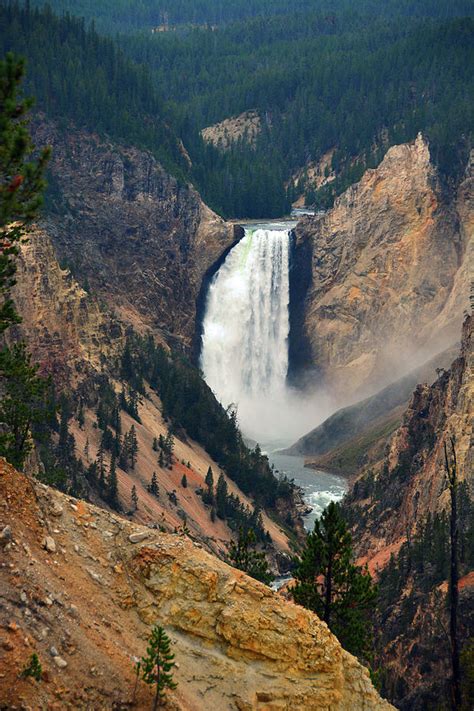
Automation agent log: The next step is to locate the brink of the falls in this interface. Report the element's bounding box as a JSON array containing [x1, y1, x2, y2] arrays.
[[201, 226, 298, 443]]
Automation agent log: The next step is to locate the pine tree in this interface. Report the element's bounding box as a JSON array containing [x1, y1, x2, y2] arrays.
[[131, 484, 138, 511], [128, 425, 138, 469], [444, 436, 462, 710], [148, 472, 159, 497], [97, 440, 106, 493], [181, 474, 187, 488], [226, 527, 274, 585], [107, 452, 120, 509], [77, 399, 85, 429], [20, 652, 42, 681], [0, 343, 51, 469], [215, 474, 228, 520], [152, 436, 158, 451], [292, 501, 377, 663], [0, 53, 50, 334], [139, 625, 177, 710], [204, 466, 214, 503], [158, 449, 164, 468]]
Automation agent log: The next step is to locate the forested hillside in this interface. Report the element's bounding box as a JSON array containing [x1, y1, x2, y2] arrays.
[[25, 0, 474, 216], [0, 1, 187, 177], [30, 0, 474, 33]]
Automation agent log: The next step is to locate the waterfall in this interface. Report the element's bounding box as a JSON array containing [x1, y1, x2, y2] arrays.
[[200, 227, 291, 441]]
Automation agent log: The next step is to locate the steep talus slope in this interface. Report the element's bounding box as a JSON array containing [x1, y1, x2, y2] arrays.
[[33, 119, 241, 350], [345, 315, 472, 562], [0, 460, 393, 710], [290, 135, 472, 395]]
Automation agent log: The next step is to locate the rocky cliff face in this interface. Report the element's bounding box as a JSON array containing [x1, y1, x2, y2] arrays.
[[346, 315, 472, 563], [290, 135, 472, 396], [342, 316, 473, 708], [9, 229, 124, 385], [0, 460, 392, 710], [33, 118, 240, 351]]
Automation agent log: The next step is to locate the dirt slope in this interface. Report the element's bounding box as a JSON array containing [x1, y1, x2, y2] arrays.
[[0, 460, 393, 710]]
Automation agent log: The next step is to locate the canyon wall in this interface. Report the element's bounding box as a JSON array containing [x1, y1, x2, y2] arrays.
[[342, 315, 473, 709], [0, 459, 393, 710], [290, 135, 472, 397], [346, 314, 472, 562], [32, 119, 240, 351]]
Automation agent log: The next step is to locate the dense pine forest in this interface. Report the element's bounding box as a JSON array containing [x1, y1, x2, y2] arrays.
[[0, 2, 187, 177], [14, 0, 470, 216]]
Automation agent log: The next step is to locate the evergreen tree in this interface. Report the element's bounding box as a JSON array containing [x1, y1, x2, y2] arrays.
[[20, 652, 42, 682], [107, 452, 120, 509], [181, 473, 187, 488], [215, 473, 228, 520], [77, 399, 85, 429], [204, 465, 214, 503], [131, 483, 138, 511], [0, 52, 50, 333], [148, 471, 159, 497], [152, 436, 158, 451], [292, 501, 377, 662], [158, 449, 164, 468], [96, 439, 106, 493], [0, 343, 51, 469], [128, 424, 138, 469], [139, 624, 177, 710], [226, 527, 274, 585]]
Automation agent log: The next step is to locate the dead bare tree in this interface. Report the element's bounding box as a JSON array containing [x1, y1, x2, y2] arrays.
[[444, 435, 461, 710]]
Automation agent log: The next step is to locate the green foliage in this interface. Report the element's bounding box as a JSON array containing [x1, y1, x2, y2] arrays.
[[147, 471, 159, 497], [0, 51, 50, 332], [131, 483, 138, 510], [115, 2, 473, 216], [180, 473, 187, 488], [139, 625, 177, 710], [460, 641, 474, 710], [226, 526, 274, 585], [0, 2, 185, 180], [20, 652, 42, 681], [0, 343, 52, 469], [203, 465, 214, 504], [292, 501, 377, 663], [106, 452, 120, 510]]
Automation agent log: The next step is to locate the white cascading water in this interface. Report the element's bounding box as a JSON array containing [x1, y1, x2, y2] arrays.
[[201, 227, 292, 442]]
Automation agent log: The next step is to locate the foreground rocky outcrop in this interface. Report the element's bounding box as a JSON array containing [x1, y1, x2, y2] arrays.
[[290, 135, 472, 397], [0, 460, 392, 710], [32, 118, 241, 351]]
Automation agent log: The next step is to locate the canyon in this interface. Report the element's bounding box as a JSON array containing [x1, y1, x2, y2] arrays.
[[2, 116, 472, 710]]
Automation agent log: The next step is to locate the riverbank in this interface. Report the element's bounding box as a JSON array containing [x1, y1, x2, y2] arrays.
[[267, 451, 347, 532]]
